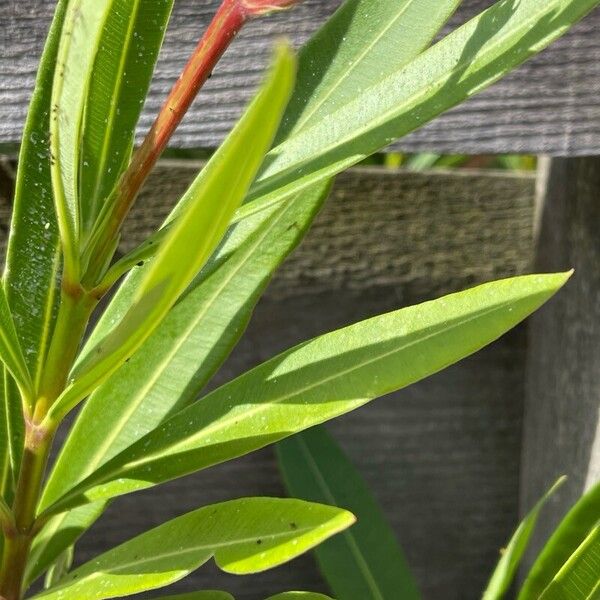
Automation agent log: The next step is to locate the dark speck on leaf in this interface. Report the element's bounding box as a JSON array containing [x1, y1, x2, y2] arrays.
[[290, 522, 297, 530], [256, 539, 262, 545]]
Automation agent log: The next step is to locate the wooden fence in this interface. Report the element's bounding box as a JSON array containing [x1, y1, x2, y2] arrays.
[[1, 1, 599, 599]]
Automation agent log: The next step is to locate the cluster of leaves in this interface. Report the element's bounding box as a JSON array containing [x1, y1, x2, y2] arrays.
[[0, 0, 598, 598], [279, 426, 600, 599]]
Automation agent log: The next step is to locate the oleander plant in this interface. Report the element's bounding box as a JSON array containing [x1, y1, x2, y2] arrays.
[[0, 0, 597, 598]]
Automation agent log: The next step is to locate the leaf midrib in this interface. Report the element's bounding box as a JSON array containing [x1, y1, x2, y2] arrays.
[[83, 295, 517, 494], [292, 0, 415, 133], [48, 194, 296, 508], [43, 521, 331, 592], [85, 0, 142, 228], [254, 0, 565, 194], [295, 436, 384, 600]]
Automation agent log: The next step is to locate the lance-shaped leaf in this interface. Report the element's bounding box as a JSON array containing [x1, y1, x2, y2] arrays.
[[538, 525, 600, 600], [33, 182, 329, 578], [50, 0, 117, 276], [277, 426, 420, 600], [42, 272, 570, 516], [79, 0, 174, 235], [518, 482, 600, 600], [0, 371, 25, 503], [46, 44, 296, 424], [32, 498, 354, 600], [3, 2, 67, 473], [266, 594, 333, 600], [0, 286, 34, 402], [482, 478, 566, 600], [241, 0, 600, 220], [276, 0, 460, 141]]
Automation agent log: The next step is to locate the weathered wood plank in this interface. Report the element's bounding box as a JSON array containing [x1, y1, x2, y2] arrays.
[[520, 156, 600, 569], [1, 0, 599, 155]]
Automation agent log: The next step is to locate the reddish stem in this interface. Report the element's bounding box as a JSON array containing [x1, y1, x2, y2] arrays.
[[83, 0, 299, 284]]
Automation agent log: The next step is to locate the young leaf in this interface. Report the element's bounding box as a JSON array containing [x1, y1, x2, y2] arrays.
[[276, 0, 460, 140], [482, 477, 566, 600], [34, 182, 330, 576], [42, 272, 571, 516], [538, 526, 600, 600], [277, 426, 420, 600], [266, 594, 333, 600], [242, 0, 600, 220], [79, 0, 174, 236], [0, 285, 34, 402], [25, 502, 105, 587], [518, 482, 600, 600], [3, 0, 66, 405], [32, 498, 354, 600], [43, 545, 73, 589], [50, 0, 116, 277], [46, 44, 297, 424]]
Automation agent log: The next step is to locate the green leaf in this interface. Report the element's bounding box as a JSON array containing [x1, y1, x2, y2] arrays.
[[0, 372, 25, 503], [33, 498, 354, 600], [79, 0, 174, 236], [266, 594, 333, 600], [42, 272, 570, 516], [539, 526, 600, 600], [153, 593, 234, 600], [277, 426, 420, 600], [518, 482, 600, 600], [33, 182, 329, 577], [0, 285, 34, 402], [25, 502, 105, 586], [482, 477, 566, 600], [50, 0, 116, 277], [242, 0, 599, 221], [3, 0, 66, 405], [43, 545, 73, 589], [45, 44, 297, 424], [276, 0, 460, 140]]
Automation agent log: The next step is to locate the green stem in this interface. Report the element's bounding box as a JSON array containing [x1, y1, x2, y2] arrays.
[[0, 288, 96, 599], [0, 424, 55, 600]]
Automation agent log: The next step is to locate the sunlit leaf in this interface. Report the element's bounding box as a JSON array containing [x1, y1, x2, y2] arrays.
[[79, 0, 173, 236], [0, 286, 33, 402], [483, 477, 565, 600], [33, 498, 353, 600], [46, 44, 297, 423], [265, 594, 333, 600], [42, 272, 570, 516], [35, 182, 330, 575], [539, 526, 600, 600], [518, 482, 600, 600], [276, 0, 460, 140]]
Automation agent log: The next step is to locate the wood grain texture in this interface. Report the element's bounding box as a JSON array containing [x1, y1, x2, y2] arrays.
[[1, 0, 600, 155], [124, 161, 536, 299], [520, 156, 600, 570]]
